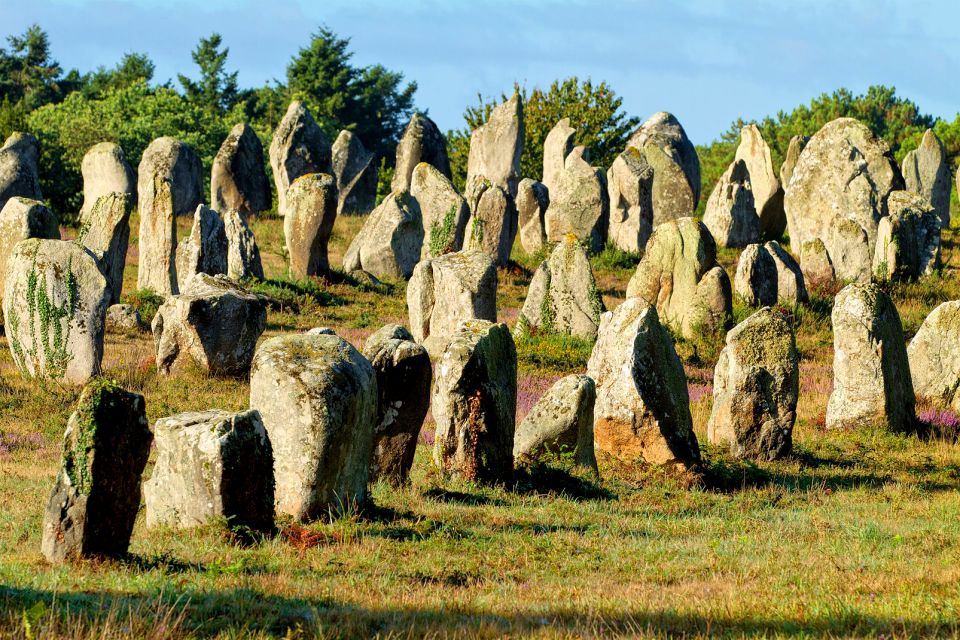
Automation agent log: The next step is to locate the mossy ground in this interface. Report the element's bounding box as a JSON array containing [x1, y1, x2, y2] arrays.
[[3, 214, 960, 638]]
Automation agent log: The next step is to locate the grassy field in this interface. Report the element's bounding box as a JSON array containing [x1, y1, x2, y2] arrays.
[[2, 213, 960, 638]]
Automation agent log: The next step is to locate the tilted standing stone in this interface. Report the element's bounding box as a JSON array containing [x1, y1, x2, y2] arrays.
[[516, 234, 604, 339], [873, 190, 941, 281], [516, 178, 549, 255], [270, 101, 332, 217], [779, 135, 809, 192], [41, 379, 151, 562], [627, 112, 701, 218], [734, 243, 777, 307], [464, 175, 517, 266], [734, 124, 784, 239], [211, 123, 271, 219], [411, 162, 470, 260], [224, 209, 264, 280], [0, 197, 59, 302], [3, 239, 109, 384], [284, 173, 337, 278], [542, 118, 575, 194], [901, 128, 951, 229], [826, 283, 916, 432], [466, 93, 524, 195], [544, 146, 609, 253], [152, 273, 266, 376], [343, 191, 423, 279], [0, 132, 42, 212], [79, 142, 135, 222], [908, 301, 960, 410], [586, 297, 700, 468], [332, 130, 377, 216], [433, 320, 516, 484], [406, 249, 497, 356], [703, 159, 758, 248], [144, 409, 274, 533], [362, 324, 431, 485], [175, 204, 228, 291], [513, 374, 598, 475], [707, 308, 798, 460], [392, 112, 451, 192], [250, 332, 377, 520], [607, 147, 654, 253], [80, 192, 134, 305]]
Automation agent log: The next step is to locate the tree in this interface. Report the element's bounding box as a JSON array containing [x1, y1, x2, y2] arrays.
[[178, 33, 239, 115], [82, 52, 155, 98], [0, 24, 63, 110]]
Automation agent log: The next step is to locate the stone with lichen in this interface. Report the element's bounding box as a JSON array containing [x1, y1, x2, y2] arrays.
[[410, 162, 470, 260], [80, 192, 133, 305], [332, 129, 377, 216], [79, 142, 135, 222], [544, 147, 609, 253], [516, 178, 549, 255], [908, 301, 960, 411], [175, 204, 228, 291], [464, 175, 517, 266], [224, 209, 264, 280], [269, 101, 332, 217], [703, 159, 758, 248], [606, 146, 654, 253], [392, 112, 451, 192], [902, 129, 951, 229], [211, 123, 271, 219], [872, 190, 941, 282], [0, 132, 41, 212], [283, 173, 337, 278], [0, 196, 59, 303], [466, 94, 524, 195], [344, 190, 424, 280]]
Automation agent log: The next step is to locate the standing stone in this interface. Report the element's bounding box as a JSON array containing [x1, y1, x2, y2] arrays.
[[210, 123, 271, 219], [515, 234, 604, 339], [407, 249, 498, 356], [40, 379, 151, 562], [152, 273, 266, 376], [872, 190, 941, 281], [513, 374, 597, 475], [0, 197, 58, 303], [0, 132, 42, 212], [826, 283, 916, 432], [703, 159, 758, 248], [284, 173, 337, 278], [79, 142, 135, 222], [362, 324, 431, 485], [542, 118, 575, 194], [626, 217, 733, 339], [799, 237, 835, 286], [3, 239, 108, 384], [825, 216, 873, 283], [343, 191, 423, 279], [607, 147, 654, 253], [764, 240, 808, 305], [734, 243, 777, 307], [734, 124, 784, 239], [144, 409, 274, 533], [544, 147, 609, 253], [516, 178, 549, 255], [270, 101, 332, 217], [901, 129, 951, 229], [411, 162, 470, 260], [707, 308, 798, 460], [628, 112, 701, 214], [332, 130, 377, 216], [466, 93, 524, 195], [80, 192, 133, 305], [779, 135, 809, 191], [175, 204, 228, 291], [465, 175, 517, 266], [250, 332, 377, 521], [106, 303, 146, 333], [908, 301, 960, 410], [587, 297, 699, 468], [392, 112, 451, 192], [433, 320, 516, 484], [138, 136, 203, 216], [224, 209, 264, 280]]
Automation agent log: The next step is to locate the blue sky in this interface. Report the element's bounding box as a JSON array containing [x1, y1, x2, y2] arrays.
[[1, 0, 958, 144]]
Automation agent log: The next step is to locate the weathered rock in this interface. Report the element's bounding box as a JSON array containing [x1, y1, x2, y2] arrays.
[[249, 332, 377, 520], [799, 237, 835, 285], [764, 241, 808, 305], [0, 132, 42, 212], [466, 94, 524, 194], [362, 324, 431, 485], [464, 175, 517, 266], [586, 297, 699, 467], [3, 239, 108, 384], [628, 112, 701, 214], [79, 142, 136, 222], [707, 308, 798, 460], [138, 136, 203, 216], [40, 379, 151, 562], [433, 320, 516, 483], [902, 129, 951, 229], [407, 249, 497, 356], [175, 204, 228, 290], [626, 217, 732, 339], [606, 147, 654, 253], [392, 112, 451, 192], [544, 147, 609, 253], [343, 191, 423, 279], [80, 193, 133, 305], [224, 209, 264, 280], [542, 118, 575, 194], [873, 190, 941, 281], [826, 283, 916, 432], [144, 409, 274, 532], [410, 162, 470, 260], [825, 216, 872, 283], [702, 159, 758, 248], [516, 235, 604, 339], [332, 130, 377, 216], [270, 101, 332, 217], [734, 243, 777, 307], [284, 173, 337, 278], [152, 273, 266, 376], [513, 374, 597, 474], [0, 197, 59, 303], [735, 124, 784, 239], [211, 123, 271, 219], [516, 178, 549, 255], [105, 303, 146, 333], [908, 301, 960, 410], [779, 135, 809, 191]]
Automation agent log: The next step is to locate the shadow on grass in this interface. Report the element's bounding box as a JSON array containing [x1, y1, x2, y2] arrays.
[[420, 488, 506, 507], [512, 464, 613, 502]]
